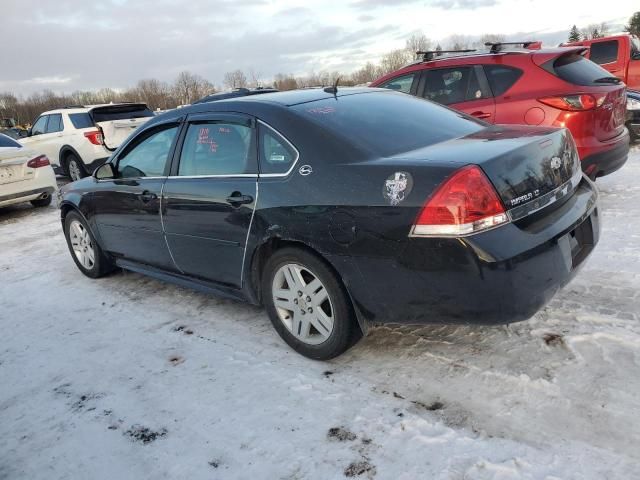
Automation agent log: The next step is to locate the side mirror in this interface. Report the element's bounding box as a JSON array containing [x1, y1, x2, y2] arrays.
[[633, 52, 640, 60], [94, 162, 115, 180]]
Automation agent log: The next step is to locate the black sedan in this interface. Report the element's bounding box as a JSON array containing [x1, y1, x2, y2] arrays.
[[58, 87, 600, 360]]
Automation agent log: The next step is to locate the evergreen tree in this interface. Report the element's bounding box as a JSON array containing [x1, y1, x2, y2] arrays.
[[435, 44, 442, 53], [568, 25, 581, 42], [626, 12, 640, 37]]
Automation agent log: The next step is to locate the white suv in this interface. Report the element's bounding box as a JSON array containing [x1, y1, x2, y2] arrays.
[[19, 103, 154, 181]]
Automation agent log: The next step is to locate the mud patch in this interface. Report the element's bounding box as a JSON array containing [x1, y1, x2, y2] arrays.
[[124, 425, 168, 444], [328, 426, 357, 442], [71, 393, 103, 412], [344, 460, 376, 477], [543, 333, 565, 347], [168, 355, 185, 366], [412, 400, 444, 411]]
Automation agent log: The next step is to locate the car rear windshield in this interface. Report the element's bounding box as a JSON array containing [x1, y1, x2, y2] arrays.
[[548, 53, 617, 86], [69, 113, 94, 129], [0, 134, 21, 148], [291, 92, 484, 157], [91, 104, 154, 123]]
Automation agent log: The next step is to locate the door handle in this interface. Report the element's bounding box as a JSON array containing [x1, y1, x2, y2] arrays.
[[226, 192, 254, 206], [471, 111, 492, 119], [138, 190, 157, 203]]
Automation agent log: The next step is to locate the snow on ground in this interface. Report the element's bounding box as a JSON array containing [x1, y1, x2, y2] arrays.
[[1, 147, 640, 480]]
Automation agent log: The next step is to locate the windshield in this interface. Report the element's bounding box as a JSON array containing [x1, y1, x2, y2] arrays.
[[91, 104, 154, 123], [291, 91, 484, 157]]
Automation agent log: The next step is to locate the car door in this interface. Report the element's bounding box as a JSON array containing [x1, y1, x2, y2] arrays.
[[40, 113, 64, 164], [419, 66, 496, 122], [20, 115, 49, 152], [162, 113, 257, 288], [91, 120, 181, 270]]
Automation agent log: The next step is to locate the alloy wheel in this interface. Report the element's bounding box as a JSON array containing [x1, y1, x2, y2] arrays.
[[271, 263, 334, 345], [69, 220, 95, 270], [69, 160, 81, 181]]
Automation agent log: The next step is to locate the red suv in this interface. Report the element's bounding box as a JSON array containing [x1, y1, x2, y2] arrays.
[[370, 44, 629, 178]]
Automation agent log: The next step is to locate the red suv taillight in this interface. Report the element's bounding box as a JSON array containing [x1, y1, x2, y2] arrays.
[[26, 155, 50, 168], [538, 93, 606, 111], [84, 130, 104, 145], [411, 165, 508, 237]]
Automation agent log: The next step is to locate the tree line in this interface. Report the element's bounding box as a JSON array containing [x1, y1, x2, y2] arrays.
[[1, 11, 638, 125]]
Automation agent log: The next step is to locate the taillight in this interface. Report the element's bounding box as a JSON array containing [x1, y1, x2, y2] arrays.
[[411, 165, 508, 237], [27, 155, 50, 168], [538, 94, 606, 111], [84, 130, 103, 145]]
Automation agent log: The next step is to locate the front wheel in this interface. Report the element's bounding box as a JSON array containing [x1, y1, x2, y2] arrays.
[[262, 247, 359, 360], [67, 154, 87, 182], [63, 211, 114, 278]]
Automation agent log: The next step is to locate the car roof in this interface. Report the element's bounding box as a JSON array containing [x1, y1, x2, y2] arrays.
[[194, 88, 279, 104]]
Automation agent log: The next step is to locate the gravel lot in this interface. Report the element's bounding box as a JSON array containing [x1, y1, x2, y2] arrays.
[[1, 147, 639, 479]]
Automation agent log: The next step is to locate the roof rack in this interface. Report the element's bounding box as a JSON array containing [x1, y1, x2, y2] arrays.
[[416, 49, 476, 62], [485, 41, 541, 53]]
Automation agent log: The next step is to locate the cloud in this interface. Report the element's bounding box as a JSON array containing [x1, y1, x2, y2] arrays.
[[430, 0, 497, 8]]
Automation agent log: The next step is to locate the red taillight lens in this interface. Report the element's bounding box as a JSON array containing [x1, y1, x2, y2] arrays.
[[538, 94, 605, 111], [412, 165, 508, 237], [84, 130, 103, 145], [26, 155, 50, 168]]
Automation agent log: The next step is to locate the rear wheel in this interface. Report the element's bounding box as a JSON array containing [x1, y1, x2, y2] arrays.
[[30, 194, 52, 207], [67, 154, 87, 181], [63, 211, 114, 278], [262, 247, 358, 360]]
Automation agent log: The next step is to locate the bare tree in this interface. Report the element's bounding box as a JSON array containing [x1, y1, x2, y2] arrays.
[[445, 34, 472, 50], [223, 70, 248, 90], [172, 71, 213, 105], [378, 49, 412, 76], [476, 33, 505, 49], [248, 69, 262, 88], [273, 73, 298, 91], [405, 33, 431, 56], [350, 62, 379, 85]]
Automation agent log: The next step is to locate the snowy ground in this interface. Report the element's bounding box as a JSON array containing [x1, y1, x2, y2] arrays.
[[1, 147, 640, 480]]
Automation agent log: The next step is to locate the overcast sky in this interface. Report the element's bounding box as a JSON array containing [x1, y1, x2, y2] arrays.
[[2, 0, 637, 95]]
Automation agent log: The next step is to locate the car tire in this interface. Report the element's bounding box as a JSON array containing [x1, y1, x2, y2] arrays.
[[63, 211, 114, 278], [262, 247, 359, 360], [66, 154, 87, 181], [30, 194, 52, 208]]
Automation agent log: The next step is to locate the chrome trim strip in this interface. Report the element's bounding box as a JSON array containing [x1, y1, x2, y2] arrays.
[[166, 174, 258, 179], [508, 171, 582, 222], [240, 181, 259, 288], [159, 181, 184, 274], [257, 120, 300, 178]]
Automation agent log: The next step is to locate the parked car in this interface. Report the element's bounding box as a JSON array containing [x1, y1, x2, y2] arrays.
[[19, 103, 154, 181], [371, 44, 629, 179], [0, 127, 27, 139], [58, 88, 599, 359], [0, 133, 56, 209], [564, 34, 640, 141], [193, 87, 279, 104]]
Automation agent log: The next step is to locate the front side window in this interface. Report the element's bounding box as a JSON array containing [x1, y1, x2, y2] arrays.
[[378, 74, 416, 94], [45, 113, 63, 133], [31, 116, 48, 135], [422, 67, 485, 105], [178, 122, 254, 176], [589, 40, 619, 64], [117, 125, 178, 178], [258, 124, 297, 174]]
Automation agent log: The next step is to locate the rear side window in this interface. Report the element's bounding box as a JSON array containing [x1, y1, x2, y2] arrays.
[[589, 40, 619, 64], [292, 92, 484, 157], [422, 67, 486, 105], [69, 113, 94, 129], [484, 65, 523, 96], [92, 104, 154, 123], [378, 74, 416, 94], [45, 113, 63, 133], [258, 124, 297, 174], [548, 54, 616, 86], [0, 134, 21, 147], [178, 123, 254, 176]]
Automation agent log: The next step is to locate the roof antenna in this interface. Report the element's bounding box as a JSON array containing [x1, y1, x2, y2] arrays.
[[324, 77, 340, 95]]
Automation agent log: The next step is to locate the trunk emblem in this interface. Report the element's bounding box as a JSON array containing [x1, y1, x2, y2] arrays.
[[550, 157, 562, 169], [299, 165, 313, 176]]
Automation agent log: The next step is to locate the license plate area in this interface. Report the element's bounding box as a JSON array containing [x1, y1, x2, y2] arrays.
[[0, 165, 19, 184], [569, 215, 595, 269]]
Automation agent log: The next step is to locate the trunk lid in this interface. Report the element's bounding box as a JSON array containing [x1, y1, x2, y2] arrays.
[[395, 125, 582, 217], [0, 147, 35, 185], [89, 104, 154, 150]]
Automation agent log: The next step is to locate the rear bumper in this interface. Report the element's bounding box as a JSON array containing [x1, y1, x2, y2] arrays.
[[339, 177, 600, 326], [0, 186, 55, 207], [581, 131, 630, 178]]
